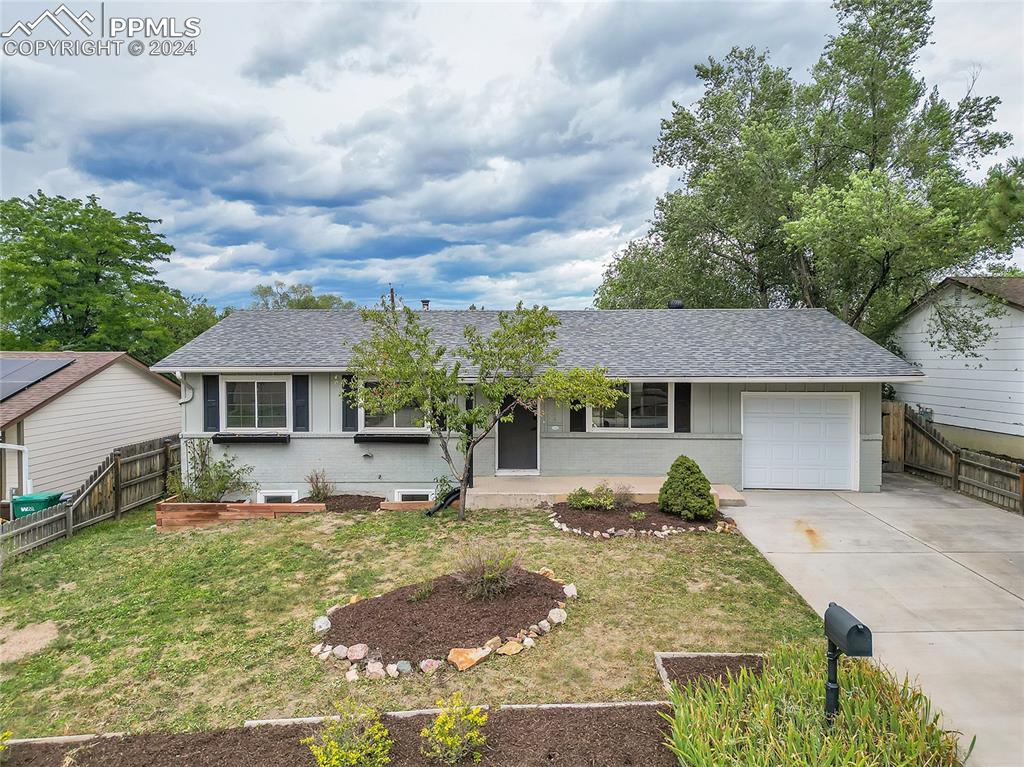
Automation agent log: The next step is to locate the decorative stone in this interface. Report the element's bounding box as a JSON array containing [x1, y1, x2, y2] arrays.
[[332, 644, 349, 659], [318, 650, 332, 661], [313, 616, 331, 634], [385, 663, 400, 678], [364, 662, 385, 680], [326, 604, 342, 616], [537, 567, 556, 579], [547, 607, 567, 625], [592, 531, 601, 538], [529, 624, 540, 634], [310, 643, 324, 656], [349, 595, 363, 605], [698, 526, 707, 532], [496, 640, 523, 656], [538, 619, 551, 633], [601, 532, 610, 538], [396, 660, 413, 675], [484, 635, 503, 651], [563, 584, 578, 599], [347, 643, 369, 661], [345, 666, 360, 682], [420, 658, 443, 675], [447, 646, 491, 671]]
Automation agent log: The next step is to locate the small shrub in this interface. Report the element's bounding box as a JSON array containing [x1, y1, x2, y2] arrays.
[[454, 548, 520, 600], [407, 580, 435, 603], [168, 439, 257, 503], [434, 474, 456, 499], [566, 484, 615, 511], [658, 455, 716, 521], [420, 692, 488, 765], [613, 484, 635, 510], [303, 699, 392, 767], [629, 509, 647, 522], [566, 487, 594, 509], [305, 468, 336, 503], [663, 643, 967, 766]]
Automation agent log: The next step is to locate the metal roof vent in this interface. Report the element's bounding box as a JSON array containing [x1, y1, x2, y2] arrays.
[[421, 299, 431, 310], [667, 299, 685, 309]]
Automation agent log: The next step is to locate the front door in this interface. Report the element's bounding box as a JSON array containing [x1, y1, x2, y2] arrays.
[[496, 398, 538, 473]]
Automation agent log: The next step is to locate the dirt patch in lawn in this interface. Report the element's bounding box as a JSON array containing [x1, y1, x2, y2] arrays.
[[0, 620, 59, 663], [9, 705, 674, 767], [661, 653, 764, 686], [323, 568, 565, 664], [553, 502, 734, 535], [298, 494, 384, 513]]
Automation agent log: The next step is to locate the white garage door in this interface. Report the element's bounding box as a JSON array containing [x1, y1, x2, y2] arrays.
[[742, 394, 858, 490]]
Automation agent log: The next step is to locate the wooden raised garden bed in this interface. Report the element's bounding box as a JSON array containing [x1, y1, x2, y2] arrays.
[[155, 497, 326, 532]]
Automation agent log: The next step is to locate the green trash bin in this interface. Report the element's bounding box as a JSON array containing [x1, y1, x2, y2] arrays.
[[11, 491, 64, 519]]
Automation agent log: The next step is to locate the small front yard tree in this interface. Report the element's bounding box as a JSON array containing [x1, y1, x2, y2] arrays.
[[348, 301, 624, 520]]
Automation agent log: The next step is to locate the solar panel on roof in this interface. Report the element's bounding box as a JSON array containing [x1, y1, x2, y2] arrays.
[[0, 358, 74, 401]]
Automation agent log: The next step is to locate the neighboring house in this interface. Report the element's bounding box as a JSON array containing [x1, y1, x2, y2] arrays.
[[0, 352, 181, 498], [152, 308, 922, 501], [892, 276, 1024, 459]]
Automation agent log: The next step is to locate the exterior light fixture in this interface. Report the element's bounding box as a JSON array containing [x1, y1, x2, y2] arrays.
[[823, 602, 872, 722]]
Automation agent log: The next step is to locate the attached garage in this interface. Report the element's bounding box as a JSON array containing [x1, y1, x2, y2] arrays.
[[741, 393, 859, 491]]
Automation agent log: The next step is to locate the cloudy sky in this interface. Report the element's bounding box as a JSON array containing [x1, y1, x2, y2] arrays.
[[2, 1, 1021, 310]]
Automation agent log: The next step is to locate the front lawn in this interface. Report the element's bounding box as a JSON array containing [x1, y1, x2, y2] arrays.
[[0, 504, 819, 737]]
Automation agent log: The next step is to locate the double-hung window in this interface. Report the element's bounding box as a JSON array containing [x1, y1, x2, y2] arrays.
[[590, 382, 671, 431], [359, 383, 428, 431], [222, 376, 291, 431]]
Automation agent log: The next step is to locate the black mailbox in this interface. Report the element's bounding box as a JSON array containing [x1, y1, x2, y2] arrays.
[[824, 602, 872, 657], [823, 602, 872, 722]]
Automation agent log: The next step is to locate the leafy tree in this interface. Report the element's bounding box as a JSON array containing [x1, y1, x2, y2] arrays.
[[0, 191, 220, 364], [348, 301, 624, 520], [595, 0, 1020, 353], [250, 281, 355, 310]]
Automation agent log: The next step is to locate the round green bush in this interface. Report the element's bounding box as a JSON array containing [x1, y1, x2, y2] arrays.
[[658, 455, 716, 521]]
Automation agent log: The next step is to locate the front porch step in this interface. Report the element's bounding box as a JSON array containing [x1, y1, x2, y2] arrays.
[[465, 483, 745, 511]]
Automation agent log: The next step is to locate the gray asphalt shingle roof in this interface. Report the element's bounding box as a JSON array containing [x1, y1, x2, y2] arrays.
[[152, 308, 922, 379]]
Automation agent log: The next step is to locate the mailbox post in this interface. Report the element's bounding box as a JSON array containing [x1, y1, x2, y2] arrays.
[[823, 602, 872, 723]]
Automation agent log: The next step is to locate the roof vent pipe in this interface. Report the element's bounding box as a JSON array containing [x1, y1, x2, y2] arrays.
[[667, 299, 685, 309], [421, 299, 430, 310]]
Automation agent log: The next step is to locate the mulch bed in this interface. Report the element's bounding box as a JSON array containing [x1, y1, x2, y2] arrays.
[[552, 502, 734, 535], [297, 494, 384, 513], [323, 568, 566, 663], [9, 705, 675, 766], [661, 653, 764, 686]]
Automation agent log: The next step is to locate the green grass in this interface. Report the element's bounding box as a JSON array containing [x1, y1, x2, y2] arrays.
[[0, 504, 819, 737], [664, 643, 970, 766]]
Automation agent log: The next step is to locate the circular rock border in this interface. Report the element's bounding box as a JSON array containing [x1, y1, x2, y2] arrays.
[[547, 509, 738, 540], [307, 568, 578, 681]]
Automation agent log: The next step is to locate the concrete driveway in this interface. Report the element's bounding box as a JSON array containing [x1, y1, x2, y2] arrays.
[[730, 473, 1024, 767]]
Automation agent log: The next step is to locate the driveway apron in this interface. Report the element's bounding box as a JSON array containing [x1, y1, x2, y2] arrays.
[[730, 474, 1024, 767]]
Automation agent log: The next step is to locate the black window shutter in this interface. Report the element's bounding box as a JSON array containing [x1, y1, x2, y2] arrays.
[[292, 375, 309, 432], [203, 375, 220, 432], [341, 376, 358, 432], [569, 400, 587, 432], [674, 383, 691, 433]]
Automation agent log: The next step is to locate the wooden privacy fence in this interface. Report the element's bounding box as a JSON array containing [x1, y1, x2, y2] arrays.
[[882, 401, 1023, 514], [0, 434, 180, 559]]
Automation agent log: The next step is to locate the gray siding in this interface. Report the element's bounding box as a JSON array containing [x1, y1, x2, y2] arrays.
[[179, 375, 883, 495], [482, 382, 883, 491]]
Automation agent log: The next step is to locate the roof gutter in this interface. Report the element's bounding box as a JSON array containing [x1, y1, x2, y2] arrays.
[[151, 367, 924, 383]]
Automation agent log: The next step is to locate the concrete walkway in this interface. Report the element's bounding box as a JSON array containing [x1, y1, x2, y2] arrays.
[[730, 473, 1024, 767]]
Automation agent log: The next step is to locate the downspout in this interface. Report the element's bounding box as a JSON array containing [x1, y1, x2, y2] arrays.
[[0, 443, 33, 495], [175, 371, 194, 405]]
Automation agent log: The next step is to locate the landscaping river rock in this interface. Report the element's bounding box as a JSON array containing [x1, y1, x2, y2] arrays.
[[549, 502, 739, 539], [308, 567, 577, 680]]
